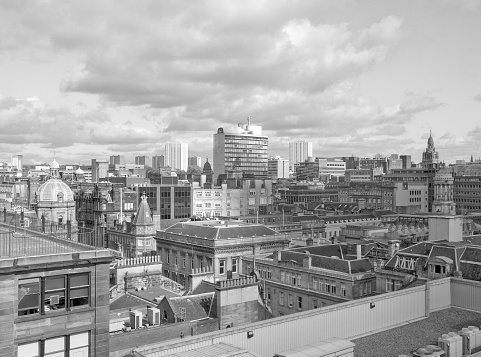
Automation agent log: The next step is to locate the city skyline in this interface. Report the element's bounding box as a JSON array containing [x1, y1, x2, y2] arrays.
[[1, 1, 481, 164]]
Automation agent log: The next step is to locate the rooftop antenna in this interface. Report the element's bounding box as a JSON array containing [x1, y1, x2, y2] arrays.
[[247, 116, 251, 126]]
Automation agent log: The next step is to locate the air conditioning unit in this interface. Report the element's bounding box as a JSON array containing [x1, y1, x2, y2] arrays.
[[50, 295, 60, 305], [147, 307, 160, 326], [129, 310, 143, 329], [468, 326, 481, 354], [438, 332, 462, 357], [459, 328, 474, 355]]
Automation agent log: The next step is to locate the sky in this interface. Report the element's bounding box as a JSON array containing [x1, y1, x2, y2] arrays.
[[0, 0, 480, 166]]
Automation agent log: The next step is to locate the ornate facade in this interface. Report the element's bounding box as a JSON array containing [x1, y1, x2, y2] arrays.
[[422, 130, 440, 169]]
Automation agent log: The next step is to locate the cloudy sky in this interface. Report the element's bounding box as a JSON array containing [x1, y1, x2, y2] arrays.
[[1, 0, 480, 165]]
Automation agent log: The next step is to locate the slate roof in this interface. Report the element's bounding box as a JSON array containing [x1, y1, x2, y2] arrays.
[[290, 244, 346, 258], [463, 235, 481, 246], [164, 222, 278, 240], [160, 292, 215, 321], [132, 195, 153, 226], [110, 293, 155, 311], [192, 281, 217, 295], [459, 246, 481, 263]]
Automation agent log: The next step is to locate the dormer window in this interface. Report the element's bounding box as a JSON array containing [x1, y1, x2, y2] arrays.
[[57, 193, 64, 203]]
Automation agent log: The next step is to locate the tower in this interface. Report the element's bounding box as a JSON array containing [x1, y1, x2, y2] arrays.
[[289, 141, 313, 170], [432, 171, 456, 215], [421, 130, 440, 169]]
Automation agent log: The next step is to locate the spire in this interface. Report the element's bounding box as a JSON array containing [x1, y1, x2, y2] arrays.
[[132, 193, 153, 227], [471, 155, 474, 163]]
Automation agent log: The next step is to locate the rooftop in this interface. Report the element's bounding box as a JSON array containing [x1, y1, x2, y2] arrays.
[[353, 308, 481, 357]]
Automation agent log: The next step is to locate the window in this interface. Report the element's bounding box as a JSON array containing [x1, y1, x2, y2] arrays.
[[297, 296, 302, 310], [341, 283, 346, 297], [174, 254, 178, 266], [166, 251, 170, 264], [313, 299, 318, 309], [183, 254, 186, 269], [279, 292, 284, 306], [232, 258, 238, 273], [69, 273, 90, 308], [18, 332, 89, 357], [124, 202, 134, 210], [138, 240, 143, 247], [288, 294, 293, 308], [313, 277, 318, 291], [18, 278, 40, 316], [325, 280, 331, 294], [45, 276, 66, 311], [280, 271, 285, 283], [266, 288, 271, 301], [219, 259, 226, 275], [331, 281, 337, 295]]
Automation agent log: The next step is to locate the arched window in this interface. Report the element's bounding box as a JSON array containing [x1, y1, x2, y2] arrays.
[[57, 193, 64, 203]]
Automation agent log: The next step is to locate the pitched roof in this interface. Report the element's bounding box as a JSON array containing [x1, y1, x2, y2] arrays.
[[132, 194, 153, 226], [160, 293, 215, 321], [192, 281, 217, 295], [110, 293, 155, 311], [460, 246, 481, 263]]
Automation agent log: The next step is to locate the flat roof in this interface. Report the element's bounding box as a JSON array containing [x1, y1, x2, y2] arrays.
[[353, 308, 481, 357]]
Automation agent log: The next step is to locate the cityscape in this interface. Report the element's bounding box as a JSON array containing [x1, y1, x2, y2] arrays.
[[2, 1, 481, 357]]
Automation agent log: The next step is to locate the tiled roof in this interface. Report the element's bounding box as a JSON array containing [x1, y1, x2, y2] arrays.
[[164, 222, 278, 240], [460, 246, 481, 263], [192, 281, 217, 295], [349, 259, 373, 274], [161, 293, 215, 321], [290, 244, 346, 258], [132, 195, 153, 226], [399, 242, 434, 256]]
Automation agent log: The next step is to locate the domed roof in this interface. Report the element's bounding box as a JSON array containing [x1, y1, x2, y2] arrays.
[[203, 158, 212, 172], [75, 166, 84, 175], [50, 158, 60, 169], [37, 178, 74, 202]]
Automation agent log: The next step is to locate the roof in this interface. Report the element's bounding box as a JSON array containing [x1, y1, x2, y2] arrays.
[[459, 246, 481, 263], [158, 343, 263, 357], [160, 292, 215, 321], [132, 195, 153, 226], [110, 293, 155, 311], [192, 281, 217, 295], [163, 221, 278, 240], [275, 338, 355, 357], [37, 178, 75, 202]]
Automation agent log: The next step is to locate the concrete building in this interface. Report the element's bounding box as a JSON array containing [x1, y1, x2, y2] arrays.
[[151, 155, 165, 169], [135, 156, 150, 166], [0, 222, 116, 357], [11, 155, 22, 171], [289, 141, 312, 170], [135, 184, 192, 220], [91, 159, 109, 182], [400, 155, 412, 169], [268, 156, 289, 179], [165, 142, 188, 171], [109, 155, 124, 165], [155, 220, 290, 289], [213, 118, 268, 178]]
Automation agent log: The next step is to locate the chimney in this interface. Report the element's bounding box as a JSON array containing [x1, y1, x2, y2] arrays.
[[388, 240, 400, 258], [273, 251, 281, 265], [303, 252, 311, 269], [356, 244, 362, 260]]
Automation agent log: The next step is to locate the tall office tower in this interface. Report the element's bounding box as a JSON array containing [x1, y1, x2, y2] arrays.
[[213, 117, 268, 178], [164, 142, 188, 171], [289, 141, 313, 170], [110, 155, 124, 165], [400, 155, 412, 169], [188, 156, 202, 167], [152, 155, 165, 169], [135, 156, 150, 166], [11, 155, 23, 171], [91, 159, 109, 182]]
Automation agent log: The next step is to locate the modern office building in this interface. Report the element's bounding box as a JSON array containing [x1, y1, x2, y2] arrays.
[[135, 184, 192, 219], [400, 155, 412, 169], [213, 118, 268, 178], [289, 141, 312, 170], [268, 156, 289, 179], [109, 155, 124, 165], [164, 142, 188, 171]]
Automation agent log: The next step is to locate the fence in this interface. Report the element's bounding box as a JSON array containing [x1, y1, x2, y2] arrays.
[[123, 278, 481, 357]]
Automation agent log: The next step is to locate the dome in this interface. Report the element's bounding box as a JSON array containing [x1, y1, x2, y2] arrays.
[[427, 135, 434, 146], [37, 178, 74, 202], [75, 167, 84, 175], [50, 158, 60, 169], [203, 159, 212, 172]]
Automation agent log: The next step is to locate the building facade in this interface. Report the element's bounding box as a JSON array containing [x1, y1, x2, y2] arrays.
[[289, 141, 312, 170], [135, 184, 192, 219], [422, 131, 441, 169], [268, 156, 289, 179], [213, 118, 268, 178], [165, 142, 189, 171]]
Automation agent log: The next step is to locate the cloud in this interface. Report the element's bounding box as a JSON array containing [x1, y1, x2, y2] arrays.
[[0, 95, 158, 147], [474, 93, 481, 102]]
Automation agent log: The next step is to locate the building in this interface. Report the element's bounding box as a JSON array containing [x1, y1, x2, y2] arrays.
[[135, 156, 150, 166], [155, 220, 290, 288], [91, 159, 109, 182], [107, 194, 156, 257], [213, 118, 268, 178], [165, 142, 188, 171], [135, 184, 192, 220], [289, 141, 312, 170], [109, 155, 124, 165], [400, 155, 412, 169], [268, 156, 289, 179], [0, 222, 116, 356], [345, 168, 383, 182], [432, 171, 456, 214], [11, 155, 23, 171], [151, 155, 165, 169], [421, 131, 441, 169], [243, 244, 377, 317], [188, 156, 202, 167], [359, 157, 388, 173], [317, 158, 346, 178]]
